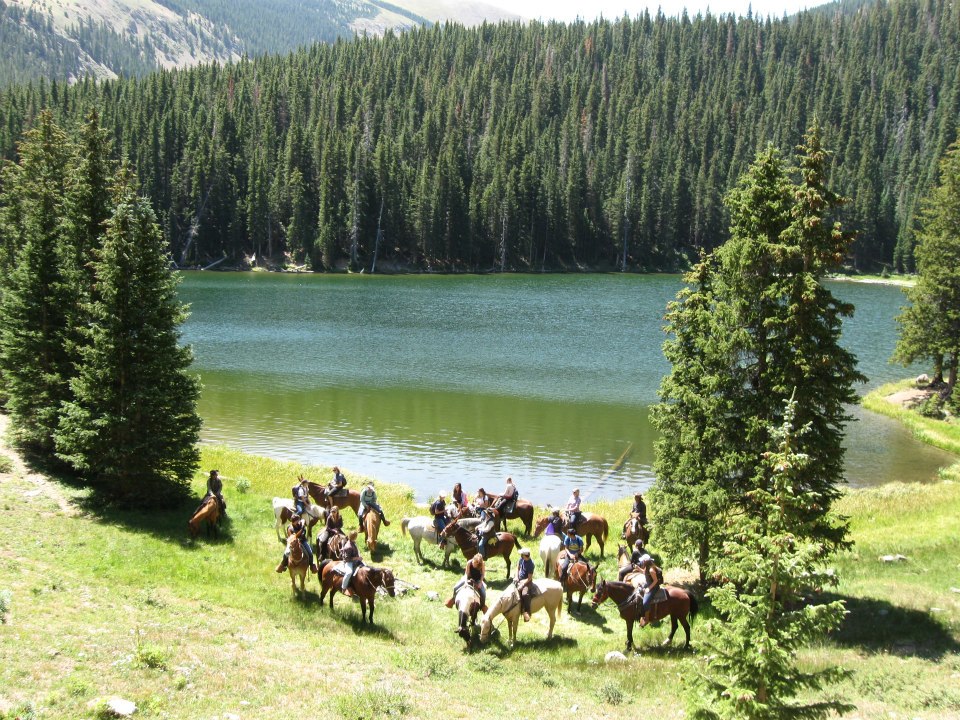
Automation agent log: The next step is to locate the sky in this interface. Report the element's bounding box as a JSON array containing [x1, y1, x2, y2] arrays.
[[489, 0, 824, 22]]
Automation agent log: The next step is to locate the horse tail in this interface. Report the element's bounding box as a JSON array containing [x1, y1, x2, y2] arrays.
[[601, 518, 609, 544], [688, 591, 699, 619], [401, 518, 410, 536]]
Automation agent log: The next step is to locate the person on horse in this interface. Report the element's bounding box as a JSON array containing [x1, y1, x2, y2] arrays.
[[475, 504, 498, 559], [516, 547, 535, 622], [326, 466, 348, 502], [544, 508, 563, 536], [275, 513, 317, 574], [639, 555, 664, 624], [431, 491, 449, 548], [206, 469, 226, 519], [632, 493, 648, 526], [618, 538, 650, 581], [445, 553, 487, 612], [292, 475, 310, 515], [492, 476, 518, 516], [564, 488, 583, 532], [559, 526, 589, 583], [358, 482, 390, 527], [316, 505, 344, 557], [339, 530, 364, 597], [451, 483, 468, 512], [472, 488, 489, 516]]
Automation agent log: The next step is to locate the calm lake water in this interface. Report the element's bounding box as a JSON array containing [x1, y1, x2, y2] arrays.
[[180, 273, 956, 504]]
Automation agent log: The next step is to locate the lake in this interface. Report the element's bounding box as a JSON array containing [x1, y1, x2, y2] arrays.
[[180, 272, 956, 505]]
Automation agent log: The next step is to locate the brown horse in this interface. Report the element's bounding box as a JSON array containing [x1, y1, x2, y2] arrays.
[[621, 513, 650, 547], [362, 510, 381, 554], [316, 531, 346, 562], [188, 495, 220, 539], [556, 554, 596, 612], [441, 519, 516, 578], [563, 512, 609, 558], [591, 579, 698, 652], [486, 494, 534, 535], [283, 534, 311, 597], [307, 481, 361, 520], [317, 560, 396, 623]]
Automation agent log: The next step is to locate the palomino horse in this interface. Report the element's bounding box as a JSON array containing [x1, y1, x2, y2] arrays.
[[453, 581, 483, 644], [591, 579, 698, 652], [400, 516, 480, 565], [616, 544, 645, 586], [283, 534, 311, 597], [556, 554, 596, 612], [272, 497, 326, 541], [479, 578, 564, 646], [487, 494, 534, 535], [362, 510, 381, 554], [317, 560, 396, 623], [188, 495, 220, 538], [441, 519, 516, 577], [621, 513, 650, 547], [307, 481, 361, 520]]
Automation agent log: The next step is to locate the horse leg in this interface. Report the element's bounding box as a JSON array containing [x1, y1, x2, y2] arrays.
[[625, 619, 634, 653], [681, 616, 691, 648], [360, 598, 368, 623], [546, 605, 556, 639], [665, 615, 678, 646], [598, 537, 604, 559]]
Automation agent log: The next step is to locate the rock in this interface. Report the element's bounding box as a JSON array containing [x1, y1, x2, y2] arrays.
[[426, 591, 440, 601], [879, 554, 908, 563], [224, 714, 240, 720], [950, 587, 960, 594], [104, 698, 136, 717], [916, 373, 930, 385], [605, 651, 628, 663]]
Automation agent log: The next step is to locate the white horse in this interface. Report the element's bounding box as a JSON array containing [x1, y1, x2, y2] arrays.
[[479, 578, 563, 646], [539, 535, 563, 579], [273, 498, 326, 541], [400, 516, 481, 565]]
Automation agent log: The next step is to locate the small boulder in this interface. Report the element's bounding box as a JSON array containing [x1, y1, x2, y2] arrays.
[[426, 591, 440, 601], [879, 554, 908, 563], [92, 698, 135, 717], [916, 373, 930, 385], [605, 651, 628, 663]]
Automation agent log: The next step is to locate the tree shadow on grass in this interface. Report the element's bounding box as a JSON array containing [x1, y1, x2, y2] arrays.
[[824, 592, 960, 660]]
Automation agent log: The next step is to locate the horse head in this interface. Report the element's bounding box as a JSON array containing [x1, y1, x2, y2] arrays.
[[533, 516, 550, 537], [382, 569, 396, 598], [286, 534, 304, 562], [591, 578, 607, 607]]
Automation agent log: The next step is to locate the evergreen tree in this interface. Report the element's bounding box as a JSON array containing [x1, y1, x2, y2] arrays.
[[0, 111, 74, 454], [686, 397, 851, 720], [893, 141, 960, 394], [55, 169, 201, 506]]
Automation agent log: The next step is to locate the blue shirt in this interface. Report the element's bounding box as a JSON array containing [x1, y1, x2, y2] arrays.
[[563, 534, 584, 553], [517, 557, 534, 580]]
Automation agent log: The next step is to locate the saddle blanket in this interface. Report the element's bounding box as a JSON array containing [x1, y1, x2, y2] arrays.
[[648, 587, 668, 604]]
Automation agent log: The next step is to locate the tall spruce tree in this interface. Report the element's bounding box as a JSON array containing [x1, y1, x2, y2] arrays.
[[651, 128, 862, 584], [893, 140, 960, 395], [0, 111, 74, 454], [55, 169, 201, 506]]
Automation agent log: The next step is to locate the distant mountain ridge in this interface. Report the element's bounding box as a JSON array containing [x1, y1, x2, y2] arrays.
[[0, 0, 518, 87]]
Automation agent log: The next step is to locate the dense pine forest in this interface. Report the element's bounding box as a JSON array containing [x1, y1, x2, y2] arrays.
[[0, 0, 957, 272]]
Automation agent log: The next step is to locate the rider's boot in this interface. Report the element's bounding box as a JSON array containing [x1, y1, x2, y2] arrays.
[[275, 557, 288, 573], [381, 512, 390, 527], [445, 596, 455, 609], [310, 563, 318, 573]]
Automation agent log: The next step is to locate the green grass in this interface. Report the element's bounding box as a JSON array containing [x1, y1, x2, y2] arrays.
[[863, 380, 960, 457], [1, 429, 959, 718]]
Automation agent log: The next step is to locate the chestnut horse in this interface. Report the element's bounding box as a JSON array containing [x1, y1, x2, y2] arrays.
[[188, 495, 220, 538], [486, 494, 534, 535], [561, 512, 609, 558], [621, 513, 650, 547], [316, 532, 346, 562], [283, 534, 311, 597], [317, 560, 396, 623], [591, 579, 698, 652], [362, 510, 380, 554], [307, 481, 361, 520], [556, 554, 596, 612], [441, 519, 516, 578]]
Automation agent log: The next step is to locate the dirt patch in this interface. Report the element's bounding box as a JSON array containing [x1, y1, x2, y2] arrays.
[[0, 414, 77, 516], [885, 387, 933, 408]]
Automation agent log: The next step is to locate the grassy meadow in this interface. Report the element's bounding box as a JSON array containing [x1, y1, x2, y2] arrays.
[[1, 397, 959, 719]]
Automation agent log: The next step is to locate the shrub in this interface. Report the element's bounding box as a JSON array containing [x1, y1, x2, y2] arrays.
[[235, 476, 251, 494], [333, 687, 409, 718], [0, 454, 13, 473], [596, 681, 626, 705], [917, 393, 944, 419], [0, 589, 11, 623]]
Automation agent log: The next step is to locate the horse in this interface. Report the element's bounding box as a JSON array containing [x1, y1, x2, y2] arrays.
[[400, 516, 480, 565], [621, 512, 650, 547], [487, 494, 534, 535], [441, 519, 516, 577], [616, 544, 645, 586], [479, 578, 563, 646], [564, 511, 610, 558], [316, 531, 346, 562], [307, 481, 361, 520], [591, 579, 698, 652], [187, 495, 220, 539], [282, 534, 311, 597], [539, 534, 563, 580], [453, 581, 483, 644], [317, 560, 396, 623], [556, 554, 596, 612], [272, 497, 326, 541], [362, 510, 381, 554]]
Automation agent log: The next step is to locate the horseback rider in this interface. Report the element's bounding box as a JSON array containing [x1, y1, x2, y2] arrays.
[[618, 538, 650, 581], [639, 555, 663, 624], [559, 526, 588, 583], [316, 505, 344, 558], [472, 488, 489, 516], [492, 476, 518, 516], [358, 482, 390, 527], [292, 475, 310, 515], [206, 469, 226, 519], [516, 548, 535, 622], [632, 493, 648, 526], [327, 466, 347, 500], [564, 488, 583, 532], [275, 513, 317, 574], [431, 491, 449, 548], [445, 553, 487, 612], [475, 505, 497, 559], [451, 483, 468, 511], [339, 530, 364, 597], [544, 509, 563, 536]]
